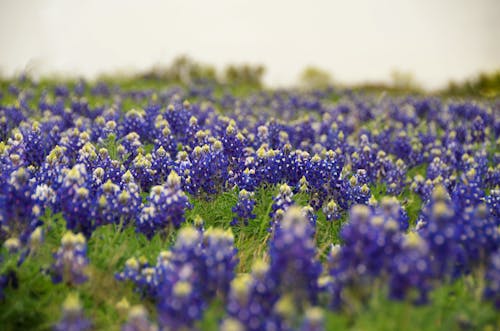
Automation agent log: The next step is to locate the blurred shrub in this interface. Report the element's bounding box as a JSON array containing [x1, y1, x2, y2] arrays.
[[299, 66, 332, 89]]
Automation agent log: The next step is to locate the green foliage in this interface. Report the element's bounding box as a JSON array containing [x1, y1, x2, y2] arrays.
[[445, 70, 500, 98], [300, 66, 332, 89]]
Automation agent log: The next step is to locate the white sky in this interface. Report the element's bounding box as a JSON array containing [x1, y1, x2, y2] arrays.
[[0, 0, 499, 89]]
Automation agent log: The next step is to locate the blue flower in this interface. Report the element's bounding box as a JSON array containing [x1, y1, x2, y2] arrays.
[[484, 248, 500, 308], [298, 307, 325, 331], [121, 305, 158, 331], [269, 206, 322, 305], [136, 171, 191, 239], [202, 228, 238, 298], [269, 183, 294, 231], [53, 294, 92, 331], [328, 205, 402, 308], [389, 232, 433, 303], [232, 189, 256, 226], [51, 232, 89, 285], [226, 260, 278, 331], [58, 165, 94, 237]]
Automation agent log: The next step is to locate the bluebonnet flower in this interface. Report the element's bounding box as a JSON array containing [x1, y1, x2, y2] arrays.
[[350, 134, 377, 179], [235, 167, 258, 192], [269, 183, 294, 231], [298, 307, 325, 331], [226, 260, 278, 331], [163, 100, 192, 140], [36, 145, 70, 193], [484, 248, 500, 308], [53, 294, 92, 331], [202, 228, 238, 298], [121, 305, 158, 331], [193, 215, 205, 234], [122, 109, 147, 137], [118, 132, 143, 165], [452, 168, 485, 212], [458, 204, 499, 267], [392, 131, 413, 163], [385, 159, 407, 196], [136, 171, 191, 239], [92, 118, 118, 142], [157, 227, 206, 329], [485, 188, 500, 218], [417, 186, 465, 278], [58, 165, 94, 237], [158, 279, 204, 330], [254, 125, 269, 148], [116, 257, 142, 284], [151, 146, 174, 183], [263, 294, 296, 331], [339, 176, 371, 208], [1, 167, 41, 243], [153, 123, 178, 158], [76, 142, 98, 171], [115, 255, 158, 298], [94, 178, 139, 228], [20, 121, 52, 166], [3, 237, 21, 254], [328, 205, 402, 308], [298, 176, 310, 194], [188, 141, 230, 195], [304, 152, 342, 193], [220, 318, 244, 331], [377, 196, 409, 231], [471, 115, 486, 143], [323, 199, 341, 222], [174, 151, 192, 191], [184, 116, 201, 149], [269, 206, 322, 305], [254, 146, 285, 185], [130, 153, 155, 191], [5, 131, 28, 167], [222, 121, 247, 160], [51, 232, 89, 285], [302, 205, 318, 228], [232, 189, 256, 226], [485, 165, 500, 188], [389, 232, 433, 303], [59, 128, 91, 162], [0, 105, 25, 141], [427, 157, 451, 181]]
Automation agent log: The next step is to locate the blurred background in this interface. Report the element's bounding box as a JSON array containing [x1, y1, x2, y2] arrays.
[[0, 0, 499, 91]]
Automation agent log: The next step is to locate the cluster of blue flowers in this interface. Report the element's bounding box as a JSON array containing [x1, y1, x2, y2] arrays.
[[117, 226, 237, 329], [0, 77, 499, 329]]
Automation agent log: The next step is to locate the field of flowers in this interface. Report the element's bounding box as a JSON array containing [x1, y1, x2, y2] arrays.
[[0, 76, 499, 331]]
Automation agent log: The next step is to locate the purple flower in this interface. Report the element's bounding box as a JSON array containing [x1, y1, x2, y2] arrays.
[[226, 260, 278, 331], [232, 189, 256, 226], [269, 206, 322, 304], [269, 183, 294, 231], [298, 307, 325, 331], [51, 232, 88, 285], [136, 171, 191, 239], [202, 228, 238, 298], [53, 294, 92, 331], [121, 305, 158, 331], [58, 164, 94, 237], [484, 249, 500, 308], [328, 205, 402, 308], [389, 232, 433, 303]]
